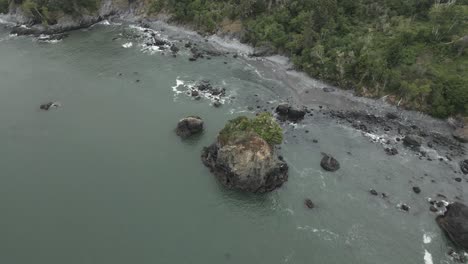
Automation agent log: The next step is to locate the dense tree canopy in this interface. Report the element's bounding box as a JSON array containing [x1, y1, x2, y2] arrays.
[[2, 0, 467, 117], [150, 0, 468, 117]]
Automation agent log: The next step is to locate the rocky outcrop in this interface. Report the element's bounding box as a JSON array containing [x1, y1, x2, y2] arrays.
[[201, 114, 287, 193], [251, 43, 276, 57], [320, 153, 340, 172], [201, 134, 288, 193], [175, 116, 204, 138], [436, 202, 468, 250]]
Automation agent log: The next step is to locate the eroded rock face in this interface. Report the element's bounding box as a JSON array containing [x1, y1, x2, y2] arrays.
[[175, 116, 204, 138], [201, 134, 288, 193], [436, 202, 468, 250]]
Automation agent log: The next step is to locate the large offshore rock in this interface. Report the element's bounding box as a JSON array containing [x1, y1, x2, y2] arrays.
[[436, 202, 468, 250]]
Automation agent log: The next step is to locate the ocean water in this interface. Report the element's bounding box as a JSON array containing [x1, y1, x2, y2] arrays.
[[0, 22, 466, 264]]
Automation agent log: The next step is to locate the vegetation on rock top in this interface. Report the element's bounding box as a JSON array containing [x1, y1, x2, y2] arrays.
[[218, 113, 283, 146]]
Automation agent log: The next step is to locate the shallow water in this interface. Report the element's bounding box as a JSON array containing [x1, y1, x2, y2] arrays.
[[0, 22, 466, 264]]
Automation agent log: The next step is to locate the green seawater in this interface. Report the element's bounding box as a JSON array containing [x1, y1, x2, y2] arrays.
[[0, 22, 466, 264]]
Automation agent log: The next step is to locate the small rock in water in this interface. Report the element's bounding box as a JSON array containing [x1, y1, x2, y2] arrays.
[[312, 139, 318, 143], [39, 102, 60, 111], [436, 201, 445, 208], [304, 199, 315, 209], [175, 116, 204, 138], [455, 177, 462, 182], [429, 206, 438, 212], [370, 189, 378, 196], [385, 147, 398, 155], [320, 153, 340, 172], [412, 187, 421, 194], [191, 90, 199, 97], [213, 101, 222, 108], [460, 160, 468, 175], [400, 204, 410, 212]]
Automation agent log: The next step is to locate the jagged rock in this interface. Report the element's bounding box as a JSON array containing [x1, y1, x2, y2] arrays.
[[403, 135, 423, 147], [320, 153, 340, 172], [170, 45, 179, 53], [175, 116, 204, 138], [370, 189, 378, 196], [436, 202, 468, 250], [412, 187, 421, 194]]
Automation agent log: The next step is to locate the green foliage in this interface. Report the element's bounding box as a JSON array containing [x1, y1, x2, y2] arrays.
[[154, 0, 468, 118], [219, 113, 283, 146], [18, 0, 100, 24], [0, 0, 8, 14]]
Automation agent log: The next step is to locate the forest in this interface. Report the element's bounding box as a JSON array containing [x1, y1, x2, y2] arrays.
[[1, 0, 467, 117]]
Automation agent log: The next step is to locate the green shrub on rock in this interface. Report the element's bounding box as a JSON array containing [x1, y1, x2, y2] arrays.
[[218, 113, 283, 146]]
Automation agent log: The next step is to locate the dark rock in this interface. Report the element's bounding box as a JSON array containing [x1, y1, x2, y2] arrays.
[[213, 101, 222, 108], [385, 147, 398, 155], [400, 204, 410, 212], [191, 90, 200, 97], [437, 201, 445, 208], [436, 202, 468, 250], [175, 116, 204, 138], [275, 103, 306, 122], [322, 87, 335, 93], [305, 199, 315, 209], [275, 103, 290, 115], [430, 206, 438, 212], [403, 135, 423, 147], [370, 189, 378, 196], [39, 102, 60, 110], [386, 112, 398, 119], [189, 57, 197, 61], [312, 139, 318, 143], [412, 187, 421, 194], [320, 153, 340, 172], [455, 177, 462, 182], [460, 160, 468, 175], [170, 45, 179, 53]]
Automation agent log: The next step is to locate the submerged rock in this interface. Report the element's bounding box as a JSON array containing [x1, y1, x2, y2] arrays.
[[436, 202, 468, 250], [385, 147, 398, 155], [201, 114, 288, 193], [320, 153, 340, 172], [175, 116, 204, 138]]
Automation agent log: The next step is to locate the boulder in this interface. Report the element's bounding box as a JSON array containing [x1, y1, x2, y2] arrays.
[[403, 135, 422, 147], [305, 199, 315, 209], [460, 160, 468, 175], [175, 116, 204, 138], [251, 43, 276, 57], [436, 202, 468, 250], [385, 147, 398, 155], [275, 103, 306, 122], [201, 114, 287, 193], [453, 127, 468, 143], [320, 153, 340, 172]]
